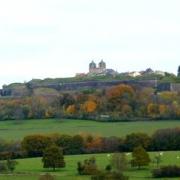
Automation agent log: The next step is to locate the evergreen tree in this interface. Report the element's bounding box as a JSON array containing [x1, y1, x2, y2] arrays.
[[42, 145, 65, 171], [178, 66, 180, 77]]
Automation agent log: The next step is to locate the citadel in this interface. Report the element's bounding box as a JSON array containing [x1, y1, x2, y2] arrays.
[[0, 61, 180, 97]]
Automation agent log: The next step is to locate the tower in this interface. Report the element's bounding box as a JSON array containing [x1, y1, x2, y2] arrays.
[[99, 60, 106, 70], [89, 61, 96, 73]]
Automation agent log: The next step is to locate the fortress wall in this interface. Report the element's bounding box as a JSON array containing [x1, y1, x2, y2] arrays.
[[1, 80, 179, 97]]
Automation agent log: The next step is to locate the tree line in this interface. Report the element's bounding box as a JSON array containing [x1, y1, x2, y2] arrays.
[[0, 128, 179, 159], [0, 84, 180, 121]]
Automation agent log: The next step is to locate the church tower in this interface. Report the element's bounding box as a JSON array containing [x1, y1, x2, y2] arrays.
[[89, 61, 96, 73], [99, 60, 106, 70]]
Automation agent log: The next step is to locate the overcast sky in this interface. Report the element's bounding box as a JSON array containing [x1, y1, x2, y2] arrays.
[[0, 0, 179, 87]]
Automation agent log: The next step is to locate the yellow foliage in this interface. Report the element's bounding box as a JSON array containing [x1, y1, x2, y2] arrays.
[[83, 100, 97, 113], [159, 104, 168, 116], [147, 103, 159, 117], [66, 105, 76, 114]]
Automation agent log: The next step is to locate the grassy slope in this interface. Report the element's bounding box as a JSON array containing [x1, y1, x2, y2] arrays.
[[1, 151, 180, 180], [0, 119, 179, 140]]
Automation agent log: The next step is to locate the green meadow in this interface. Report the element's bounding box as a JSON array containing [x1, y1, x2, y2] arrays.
[[0, 119, 180, 179], [1, 151, 180, 180], [0, 119, 180, 140]]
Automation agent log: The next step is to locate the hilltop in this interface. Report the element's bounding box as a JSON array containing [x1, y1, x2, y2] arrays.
[[0, 67, 180, 97]]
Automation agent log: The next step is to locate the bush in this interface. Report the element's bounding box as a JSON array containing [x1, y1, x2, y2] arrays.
[[152, 165, 180, 178], [77, 157, 99, 175], [110, 153, 128, 172], [91, 171, 129, 180], [6, 159, 18, 172], [151, 128, 180, 151], [0, 162, 7, 172]]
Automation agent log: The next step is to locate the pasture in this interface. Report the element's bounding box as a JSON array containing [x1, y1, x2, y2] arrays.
[[0, 119, 180, 140], [1, 151, 180, 180]]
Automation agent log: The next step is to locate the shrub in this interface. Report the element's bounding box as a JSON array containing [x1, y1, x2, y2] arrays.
[[110, 153, 128, 172], [91, 171, 129, 180], [0, 162, 7, 172], [6, 159, 18, 172], [151, 128, 180, 151], [152, 165, 180, 178], [77, 157, 99, 175]]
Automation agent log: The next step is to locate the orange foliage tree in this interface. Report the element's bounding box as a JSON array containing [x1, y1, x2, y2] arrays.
[[66, 104, 76, 114], [82, 100, 97, 113]]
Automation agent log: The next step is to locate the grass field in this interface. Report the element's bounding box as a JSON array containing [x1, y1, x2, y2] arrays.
[[0, 119, 179, 140], [1, 151, 180, 180]]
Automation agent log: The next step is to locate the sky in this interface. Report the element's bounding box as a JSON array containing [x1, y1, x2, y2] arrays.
[[0, 0, 180, 87]]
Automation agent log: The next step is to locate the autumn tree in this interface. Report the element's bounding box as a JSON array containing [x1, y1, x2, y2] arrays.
[[66, 104, 76, 114], [106, 84, 135, 113], [159, 104, 169, 117], [84, 135, 103, 153], [82, 100, 97, 113], [42, 145, 65, 171], [147, 103, 159, 118]]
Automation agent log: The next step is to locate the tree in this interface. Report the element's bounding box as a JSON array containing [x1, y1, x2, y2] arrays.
[[131, 146, 150, 169], [147, 103, 159, 118], [66, 104, 76, 114], [124, 133, 151, 151], [106, 84, 135, 112], [22, 135, 52, 157], [178, 66, 180, 77], [151, 128, 180, 151], [83, 100, 97, 113], [110, 153, 128, 172], [42, 145, 65, 171], [77, 157, 99, 175]]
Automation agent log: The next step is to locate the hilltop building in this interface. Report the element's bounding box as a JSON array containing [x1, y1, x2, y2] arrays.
[[88, 60, 117, 76], [89, 60, 106, 74]]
